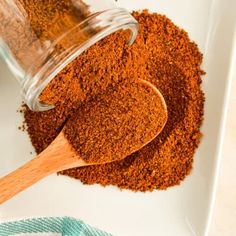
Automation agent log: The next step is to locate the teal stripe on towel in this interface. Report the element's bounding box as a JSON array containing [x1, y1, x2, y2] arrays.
[[0, 217, 112, 236]]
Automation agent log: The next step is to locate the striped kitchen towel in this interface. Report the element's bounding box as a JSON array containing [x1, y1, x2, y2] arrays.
[[0, 216, 112, 236]]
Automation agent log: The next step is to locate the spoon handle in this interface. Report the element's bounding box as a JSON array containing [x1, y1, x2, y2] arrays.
[[0, 133, 84, 204], [0, 153, 55, 204]]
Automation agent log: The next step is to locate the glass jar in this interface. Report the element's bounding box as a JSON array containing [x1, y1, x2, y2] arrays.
[[0, 0, 138, 111]]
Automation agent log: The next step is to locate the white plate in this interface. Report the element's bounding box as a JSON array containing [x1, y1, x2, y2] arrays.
[[0, 0, 236, 235]]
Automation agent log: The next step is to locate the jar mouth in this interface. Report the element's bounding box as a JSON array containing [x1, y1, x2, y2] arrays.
[[22, 8, 138, 111]]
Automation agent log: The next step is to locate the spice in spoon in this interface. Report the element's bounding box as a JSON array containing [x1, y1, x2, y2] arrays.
[[64, 79, 167, 164]]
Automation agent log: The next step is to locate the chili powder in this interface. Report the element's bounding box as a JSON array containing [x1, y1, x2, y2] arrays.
[[63, 80, 167, 164], [23, 11, 205, 191]]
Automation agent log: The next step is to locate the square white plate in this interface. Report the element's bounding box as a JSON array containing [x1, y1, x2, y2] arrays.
[[0, 0, 236, 235]]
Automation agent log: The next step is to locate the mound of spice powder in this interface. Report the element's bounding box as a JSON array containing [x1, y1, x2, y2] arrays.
[[64, 80, 167, 164], [23, 11, 205, 191]]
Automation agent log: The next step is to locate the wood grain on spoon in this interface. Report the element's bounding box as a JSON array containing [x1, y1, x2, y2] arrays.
[[0, 79, 167, 204]]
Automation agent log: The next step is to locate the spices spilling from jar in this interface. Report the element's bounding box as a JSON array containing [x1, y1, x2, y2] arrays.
[[22, 11, 205, 191]]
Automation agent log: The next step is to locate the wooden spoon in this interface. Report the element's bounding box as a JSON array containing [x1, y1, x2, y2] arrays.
[[0, 79, 167, 204]]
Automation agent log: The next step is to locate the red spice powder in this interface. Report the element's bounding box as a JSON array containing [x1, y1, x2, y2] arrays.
[[23, 11, 204, 191], [63, 79, 167, 164]]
